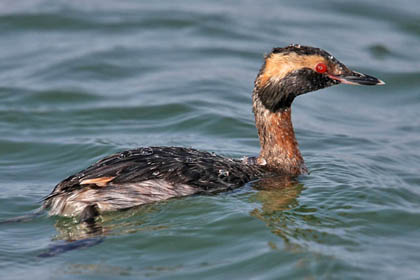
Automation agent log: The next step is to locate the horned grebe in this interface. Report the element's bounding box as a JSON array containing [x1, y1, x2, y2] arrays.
[[43, 45, 384, 221]]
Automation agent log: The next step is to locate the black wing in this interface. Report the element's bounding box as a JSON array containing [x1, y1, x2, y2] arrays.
[[46, 146, 264, 200]]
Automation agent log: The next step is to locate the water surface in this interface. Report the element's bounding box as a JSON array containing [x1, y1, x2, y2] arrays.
[[1, 0, 420, 279]]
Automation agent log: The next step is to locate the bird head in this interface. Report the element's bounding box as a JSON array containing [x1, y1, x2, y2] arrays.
[[254, 44, 385, 112]]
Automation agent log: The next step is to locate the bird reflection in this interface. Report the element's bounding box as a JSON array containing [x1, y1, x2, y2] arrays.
[[249, 176, 310, 249], [52, 203, 161, 242], [250, 176, 303, 213], [40, 205, 161, 257], [42, 176, 305, 257]]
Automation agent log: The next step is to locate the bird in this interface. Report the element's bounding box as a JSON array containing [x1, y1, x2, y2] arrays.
[[42, 44, 384, 222]]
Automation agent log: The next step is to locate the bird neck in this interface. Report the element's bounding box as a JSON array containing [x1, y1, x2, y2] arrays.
[[252, 94, 306, 176]]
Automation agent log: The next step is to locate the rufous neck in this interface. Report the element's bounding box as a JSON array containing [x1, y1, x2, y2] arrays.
[[253, 99, 306, 175]]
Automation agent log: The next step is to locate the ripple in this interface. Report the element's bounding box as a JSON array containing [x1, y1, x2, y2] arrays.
[[1, 0, 420, 279]]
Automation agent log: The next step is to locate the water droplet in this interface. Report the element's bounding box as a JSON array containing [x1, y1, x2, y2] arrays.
[[242, 156, 257, 165], [185, 157, 194, 163], [140, 147, 153, 156], [218, 169, 229, 177], [119, 151, 130, 158], [258, 158, 267, 166]]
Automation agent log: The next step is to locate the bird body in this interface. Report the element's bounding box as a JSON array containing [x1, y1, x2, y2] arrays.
[[43, 45, 384, 219], [44, 147, 265, 217]]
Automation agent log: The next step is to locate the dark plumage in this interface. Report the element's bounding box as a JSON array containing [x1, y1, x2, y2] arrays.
[[44, 147, 265, 216], [46, 147, 263, 200]]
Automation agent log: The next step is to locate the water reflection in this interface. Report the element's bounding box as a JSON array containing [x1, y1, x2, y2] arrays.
[[44, 177, 306, 257], [250, 176, 303, 214], [40, 204, 163, 257], [249, 176, 311, 249], [249, 176, 346, 254], [52, 203, 163, 241]]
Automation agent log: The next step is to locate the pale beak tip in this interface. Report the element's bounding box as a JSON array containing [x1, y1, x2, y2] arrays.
[[377, 79, 386, 85]]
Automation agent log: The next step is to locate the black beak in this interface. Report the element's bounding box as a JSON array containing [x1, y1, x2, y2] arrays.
[[328, 71, 385, 86]]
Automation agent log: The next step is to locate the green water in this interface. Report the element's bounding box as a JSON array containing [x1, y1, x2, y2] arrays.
[[1, 0, 420, 279]]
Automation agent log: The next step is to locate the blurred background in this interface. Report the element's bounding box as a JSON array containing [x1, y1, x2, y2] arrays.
[[0, 0, 419, 279]]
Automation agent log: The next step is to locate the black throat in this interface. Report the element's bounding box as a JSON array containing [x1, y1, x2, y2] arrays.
[[256, 69, 339, 112]]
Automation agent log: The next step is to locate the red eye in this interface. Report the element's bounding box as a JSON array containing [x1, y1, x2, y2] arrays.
[[315, 63, 328, 73]]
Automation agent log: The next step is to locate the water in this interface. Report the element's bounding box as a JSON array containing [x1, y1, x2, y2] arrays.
[[1, 0, 420, 279]]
